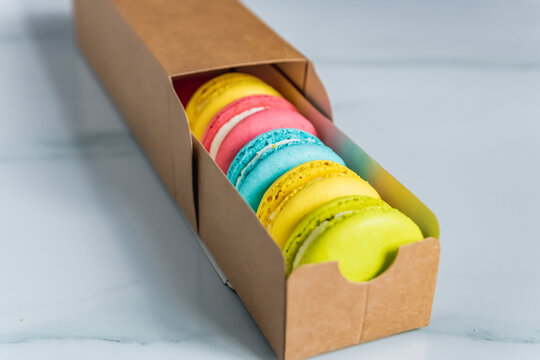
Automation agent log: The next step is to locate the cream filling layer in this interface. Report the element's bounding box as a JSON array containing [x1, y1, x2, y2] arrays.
[[235, 138, 301, 188], [292, 210, 356, 269], [209, 106, 266, 159]]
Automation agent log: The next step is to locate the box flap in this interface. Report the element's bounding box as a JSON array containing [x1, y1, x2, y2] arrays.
[[285, 238, 440, 360], [112, 0, 306, 77]]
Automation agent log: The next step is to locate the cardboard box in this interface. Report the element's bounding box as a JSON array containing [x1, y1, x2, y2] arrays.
[[73, 1, 440, 359]]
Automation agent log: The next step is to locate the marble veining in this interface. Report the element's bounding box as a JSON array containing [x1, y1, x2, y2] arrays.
[[0, 132, 136, 163], [1, 0, 540, 359]]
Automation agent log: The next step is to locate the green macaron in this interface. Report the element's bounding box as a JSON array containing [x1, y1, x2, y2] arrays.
[[283, 195, 424, 282]]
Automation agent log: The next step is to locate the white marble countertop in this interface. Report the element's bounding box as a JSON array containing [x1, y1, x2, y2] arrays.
[[1, 0, 539, 359]]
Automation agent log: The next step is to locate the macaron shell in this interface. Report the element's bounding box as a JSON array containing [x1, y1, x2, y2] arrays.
[[295, 208, 424, 282], [258, 160, 362, 228], [283, 196, 392, 275], [238, 143, 344, 210], [201, 95, 296, 153], [227, 128, 323, 189], [216, 109, 318, 173], [186, 73, 281, 140], [268, 173, 381, 248]]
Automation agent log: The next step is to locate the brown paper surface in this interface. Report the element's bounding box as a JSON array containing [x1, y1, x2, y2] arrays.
[[73, 0, 197, 229], [112, 0, 305, 77], [286, 238, 440, 360], [194, 139, 287, 356]]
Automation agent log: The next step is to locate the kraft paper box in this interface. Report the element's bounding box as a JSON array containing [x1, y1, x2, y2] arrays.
[[73, 0, 441, 359]]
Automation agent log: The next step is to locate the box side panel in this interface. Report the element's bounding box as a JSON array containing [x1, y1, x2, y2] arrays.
[[273, 61, 333, 121], [326, 124, 439, 238], [167, 83, 198, 229], [111, 0, 305, 77], [73, 0, 197, 228], [285, 238, 440, 359], [360, 238, 440, 343], [285, 264, 367, 360], [275, 62, 307, 96], [304, 61, 333, 119], [195, 140, 286, 357], [299, 108, 439, 239]]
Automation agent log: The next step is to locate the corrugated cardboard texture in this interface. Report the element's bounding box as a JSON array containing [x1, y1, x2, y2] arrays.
[[286, 238, 440, 360], [73, 0, 197, 229], [112, 0, 305, 77]]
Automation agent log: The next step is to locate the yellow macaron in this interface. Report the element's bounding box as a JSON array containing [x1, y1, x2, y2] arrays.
[[257, 160, 380, 248], [185, 72, 281, 140]]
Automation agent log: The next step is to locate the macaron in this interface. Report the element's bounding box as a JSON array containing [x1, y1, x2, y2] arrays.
[[227, 129, 344, 210], [213, 108, 318, 173], [283, 195, 424, 282], [202, 95, 296, 156], [257, 160, 380, 248], [185, 73, 281, 140]]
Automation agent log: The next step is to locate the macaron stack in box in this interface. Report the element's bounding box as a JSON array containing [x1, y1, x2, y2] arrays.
[[186, 72, 423, 282]]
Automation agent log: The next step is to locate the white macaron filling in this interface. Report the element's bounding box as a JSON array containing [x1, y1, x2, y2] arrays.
[[209, 106, 266, 159], [235, 138, 301, 188]]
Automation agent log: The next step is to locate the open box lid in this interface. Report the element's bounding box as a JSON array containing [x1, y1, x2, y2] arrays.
[[113, 0, 303, 75], [112, 0, 332, 117]]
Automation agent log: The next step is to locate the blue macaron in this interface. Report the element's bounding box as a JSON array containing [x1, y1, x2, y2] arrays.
[[227, 128, 345, 210]]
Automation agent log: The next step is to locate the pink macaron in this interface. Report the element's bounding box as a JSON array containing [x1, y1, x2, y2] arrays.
[[202, 95, 297, 157], [215, 108, 318, 173]]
